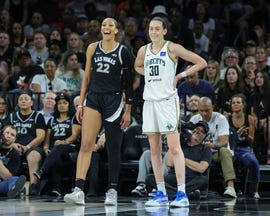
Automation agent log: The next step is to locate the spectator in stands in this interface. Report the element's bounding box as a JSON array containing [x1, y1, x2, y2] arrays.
[[125, 0, 148, 24], [0, 9, 12, 32], [0, 95, 10, 128], [65, 32, 86, 68], [193, 20, 210, 59], [242, 56, 256, 92], [56, 50, 84, 94], [65, 0, 89, 18], [224, 0, 254, 48], [188, 2, 215, 42], [181, 94, 200, 122], [0, 60, 9, 89], [2, 49, 43, 93], [217, 66, 249, 117], [95, 0, 116, 18], [3, 0, 28, 25], [52, 7, 75, 31], [130, 130, 163, 197], [251, 71, 270, 164], [28, 31, 49, 66], [8, 22, 27, 51], [23, 12, 50, 41], [177, 68, 215, 109], [48, 29, 63, 44], [31, 58, 67, 94], [255, 46, 270, 76], [220, 48, 240, 80], [48, 39, 64, 65], [34, 93, 80, 197], [190, 97, 237, 198], [203, 59, 223, 94], [10, 93, 46, 196], [74, 14, 89, 37], [228, 93, 260, 198], [147, 121, 212, 200], [124, 17, 139, 48], [243, 40, 257, 57], [0, 125, 26, 198], [38, 91, 56, 125], [0, 31, 15, 69], [81, 19, 101, 47], [168, 8, 194, 72]]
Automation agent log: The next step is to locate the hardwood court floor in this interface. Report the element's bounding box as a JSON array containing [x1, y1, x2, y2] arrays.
[[1, 194, 270, 215]]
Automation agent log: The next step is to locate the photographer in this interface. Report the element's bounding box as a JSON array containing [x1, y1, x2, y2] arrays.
[[146, 121, 212, 200], [0, 125, 26, 198]]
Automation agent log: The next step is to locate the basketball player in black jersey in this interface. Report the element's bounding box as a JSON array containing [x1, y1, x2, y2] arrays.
[[64, 17, 133, 205]]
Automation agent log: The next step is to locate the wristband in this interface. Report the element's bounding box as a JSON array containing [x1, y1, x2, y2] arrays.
[[26, 145, 30, 150], [64, 139, 68, 145], [77, 105, 83, 109], [180, 71, 187, 78]]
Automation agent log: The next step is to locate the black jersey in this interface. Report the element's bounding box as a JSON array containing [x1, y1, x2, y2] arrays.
[[10, 111, 46, 146], [0, 147, 21, 176], [89, 41, 133, 104], [47, 116, 79, 146]]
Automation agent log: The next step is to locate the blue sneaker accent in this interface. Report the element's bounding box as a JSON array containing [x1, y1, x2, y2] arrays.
[[170, 191, 189, 207], [145, 190, 169, 207]]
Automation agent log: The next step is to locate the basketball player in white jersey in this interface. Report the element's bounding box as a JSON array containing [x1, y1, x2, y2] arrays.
[[135, 17, 207, 207]]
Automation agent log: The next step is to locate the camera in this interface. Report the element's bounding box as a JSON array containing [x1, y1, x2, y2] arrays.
[[180, 121, 194, 144]]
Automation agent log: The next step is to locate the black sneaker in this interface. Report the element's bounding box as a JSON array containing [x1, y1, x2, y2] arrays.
[[131, 184, 147, 197], [8, 175, 26, 198], [50, 189, 62, 197], [29, 183, 39, 196], [33, 168, 44, 180]]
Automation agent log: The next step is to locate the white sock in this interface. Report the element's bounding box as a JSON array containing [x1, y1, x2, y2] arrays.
[[157, 182, 166, 194], [177, 184, 186, 193]]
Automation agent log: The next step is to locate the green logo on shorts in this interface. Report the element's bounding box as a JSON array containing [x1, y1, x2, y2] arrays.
[[166, 123, 173, 131]]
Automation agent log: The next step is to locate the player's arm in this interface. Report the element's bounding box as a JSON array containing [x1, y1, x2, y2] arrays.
[[134, 45, 146, 75], [169, 42, 207, 82]]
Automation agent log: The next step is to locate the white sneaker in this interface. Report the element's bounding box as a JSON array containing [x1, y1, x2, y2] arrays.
[[104, 189, 117, 206], [170, 191, 189, 208], [223, 186, 237, 198], [254, 192, 260, 199], [64, 187, 85, 205]]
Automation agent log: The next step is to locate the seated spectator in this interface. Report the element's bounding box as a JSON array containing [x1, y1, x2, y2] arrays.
[[228, 94, 260, 198], [177, 69, 215, 108], [2, 49, 44, 94], [38, 91, 56, 124], [33, 93, 80, 197], [203, 59, 223, 95], [0, 125, 26, 198], [23, 12, 50, 41], [181, 94, 200, 122], [217, 66, 250, 117], [0, 31, 15, 69], [242, 56, 256, 92], [147, 121, 212, 200], [65, 32, 86, 68], [0, 95, 10, 128], [31, 58, 67, 94], [9, 93, 46, 196], [130, 130, 166, 197], [28, 31, 49, 66], [8, 22, 27, 51], [190, 97, 237, 198], [251, 71, 270, 164], [56, 50, 84, 95], [219, 48, 240, 80], [48, 39, 64, 65], [193, 20, 209, 59]]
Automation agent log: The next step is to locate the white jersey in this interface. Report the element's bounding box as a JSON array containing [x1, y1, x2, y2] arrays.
[[143, 41, 177, 101]]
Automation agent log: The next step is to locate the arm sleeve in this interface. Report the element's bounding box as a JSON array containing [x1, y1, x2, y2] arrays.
[[121, 46, 134, 104]]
